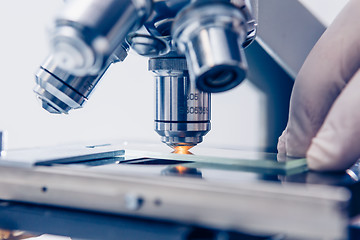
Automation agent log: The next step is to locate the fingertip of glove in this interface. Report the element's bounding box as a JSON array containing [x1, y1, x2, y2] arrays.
[[277, 142, 286, 154], [277, 130, 287, 154], [306, 149, 331, 171], [307, 137, 350, 171]]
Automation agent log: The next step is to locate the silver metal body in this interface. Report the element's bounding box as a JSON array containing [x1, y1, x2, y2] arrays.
[[51, 0, 152, 76], [34, 0, 256, 147], [150, 57, 210, 147], [172, 0, 255, 92], [34, 44, 128, 114]]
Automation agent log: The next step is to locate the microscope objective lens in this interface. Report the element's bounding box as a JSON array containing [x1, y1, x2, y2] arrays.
[[150, 57, 211, 148]]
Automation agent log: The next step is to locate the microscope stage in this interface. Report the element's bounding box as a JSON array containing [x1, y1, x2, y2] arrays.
[[0, 142, 306, 172], [0, 142, 358, 239]]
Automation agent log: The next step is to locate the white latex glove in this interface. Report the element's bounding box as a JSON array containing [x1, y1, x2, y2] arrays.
[[277, 0, 360, 171]]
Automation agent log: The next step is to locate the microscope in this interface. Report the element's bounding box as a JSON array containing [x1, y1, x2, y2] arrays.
[[2, 2, 352, 239], [34, 0, 257, 150]]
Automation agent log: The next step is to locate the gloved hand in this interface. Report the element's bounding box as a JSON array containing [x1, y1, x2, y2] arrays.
[[277, 0, 360, 171]]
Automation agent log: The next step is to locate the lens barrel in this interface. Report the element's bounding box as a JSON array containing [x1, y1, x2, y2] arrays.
[[149, 57, 211, 147]]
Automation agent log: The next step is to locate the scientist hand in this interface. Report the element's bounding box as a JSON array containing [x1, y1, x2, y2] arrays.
[[277, 0, 360, 171]]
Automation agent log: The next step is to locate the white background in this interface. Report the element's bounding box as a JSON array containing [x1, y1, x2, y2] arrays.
[[0, 0, 348, 150]]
